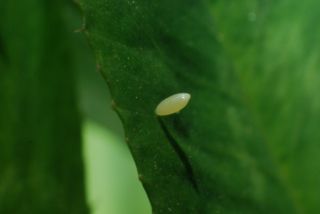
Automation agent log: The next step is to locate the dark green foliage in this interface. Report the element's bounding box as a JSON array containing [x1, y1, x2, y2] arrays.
[[0, 0, 88, 213], [78, 0, 320, 213]]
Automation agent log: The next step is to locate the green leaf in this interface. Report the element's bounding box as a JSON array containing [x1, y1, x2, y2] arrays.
[[0, 0, 88, 213], [78, 0, 320, 213], [82, 119, 151, 214]]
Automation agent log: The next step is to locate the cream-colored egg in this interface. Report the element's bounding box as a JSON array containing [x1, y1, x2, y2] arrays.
[[155, 93, 191, 116]]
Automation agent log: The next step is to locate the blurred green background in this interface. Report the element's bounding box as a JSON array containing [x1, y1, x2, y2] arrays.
[[0, 0, 150, 213]]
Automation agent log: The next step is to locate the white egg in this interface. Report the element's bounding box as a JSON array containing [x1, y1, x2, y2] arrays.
[[155, 93, 191, 116]]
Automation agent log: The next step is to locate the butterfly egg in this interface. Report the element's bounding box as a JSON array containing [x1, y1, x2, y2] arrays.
[[155, 93, 191, 116]]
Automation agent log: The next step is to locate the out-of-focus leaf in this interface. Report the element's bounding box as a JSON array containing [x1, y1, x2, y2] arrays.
[[82, 120, 151, 214], [78, 0, 320, 213], [0, 0, 88, 213]]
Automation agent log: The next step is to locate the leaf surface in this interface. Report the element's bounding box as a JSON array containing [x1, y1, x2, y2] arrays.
[[78, 0, 320, 213]]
